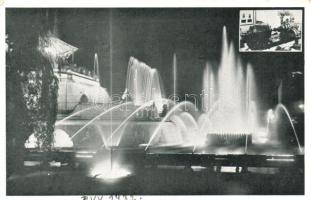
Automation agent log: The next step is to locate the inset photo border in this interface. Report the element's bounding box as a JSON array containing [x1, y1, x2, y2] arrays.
[[239, 9, 303, 52]]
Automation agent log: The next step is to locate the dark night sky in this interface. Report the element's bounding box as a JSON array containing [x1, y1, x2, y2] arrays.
[[6, 8, 304, 110]]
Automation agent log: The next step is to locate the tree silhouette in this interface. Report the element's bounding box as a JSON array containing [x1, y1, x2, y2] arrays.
[[6, 9, 58, 175]]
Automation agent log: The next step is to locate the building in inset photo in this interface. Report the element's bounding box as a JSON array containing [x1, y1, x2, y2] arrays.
[[239, 9, 303, 52]]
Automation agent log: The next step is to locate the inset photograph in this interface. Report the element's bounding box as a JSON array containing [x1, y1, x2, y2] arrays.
[[239, 9, 303, 52]]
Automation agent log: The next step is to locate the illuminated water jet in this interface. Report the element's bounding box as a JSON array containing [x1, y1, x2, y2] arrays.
[[55, 104, 99, 125], [201, 26, 260, 137], [70, 102, 133, 141], [90, 160, 131, 181], [173, 53, 177, 102], [145, 101, 199, 151], [273, 104, 302, 153], [126, 57, 164, 112]]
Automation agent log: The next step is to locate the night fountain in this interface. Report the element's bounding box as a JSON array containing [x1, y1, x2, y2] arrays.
[[143, 26, 303, 155], [125, 57, 165, 112], [144, 27, 258, 153], [24, 26, 303, 181], [197, 27, 259, 153]]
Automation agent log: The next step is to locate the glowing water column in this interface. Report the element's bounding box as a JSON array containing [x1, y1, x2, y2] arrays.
[[125, 57, 164, 112], [201, 26, 260, 135]]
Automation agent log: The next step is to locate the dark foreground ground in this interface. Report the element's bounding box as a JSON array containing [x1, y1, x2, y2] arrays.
[[7, 166, 304, 195]]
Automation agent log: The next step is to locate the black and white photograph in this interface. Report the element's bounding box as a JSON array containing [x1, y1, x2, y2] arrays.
[[239, 9, 303, 52], [2, 2, 309, 198]]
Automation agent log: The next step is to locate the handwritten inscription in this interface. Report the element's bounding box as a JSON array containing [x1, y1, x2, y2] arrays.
[[81, 195, 143, 200]]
